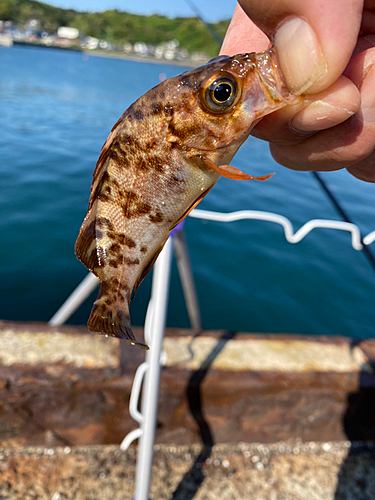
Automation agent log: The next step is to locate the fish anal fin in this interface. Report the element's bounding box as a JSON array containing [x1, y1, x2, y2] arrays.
[[202, 157, 274, 181], [75, 207, 99, 273]]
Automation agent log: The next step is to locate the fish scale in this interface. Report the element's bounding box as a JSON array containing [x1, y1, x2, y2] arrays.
[[75, 48, 295, 349]]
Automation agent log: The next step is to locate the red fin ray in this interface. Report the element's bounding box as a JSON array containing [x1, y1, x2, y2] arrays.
[[202, 157, 274, 181]]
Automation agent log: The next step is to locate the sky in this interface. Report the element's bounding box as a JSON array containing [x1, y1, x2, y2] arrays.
[[45, 0, 237, 23]]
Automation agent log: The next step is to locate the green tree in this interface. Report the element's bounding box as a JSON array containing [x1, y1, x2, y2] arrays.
[[0, 0, 230, 57]]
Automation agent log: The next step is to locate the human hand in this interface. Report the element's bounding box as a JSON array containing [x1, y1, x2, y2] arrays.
[[221, 0, 375, 182]]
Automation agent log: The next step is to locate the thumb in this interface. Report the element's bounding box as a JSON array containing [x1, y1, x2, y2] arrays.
[[238, 0, 363, 95]]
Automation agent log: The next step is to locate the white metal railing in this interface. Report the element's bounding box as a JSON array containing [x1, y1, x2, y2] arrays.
[[49, 272, 98, 326], [189, 209, 375, 251], [122, 237, 173, 500]]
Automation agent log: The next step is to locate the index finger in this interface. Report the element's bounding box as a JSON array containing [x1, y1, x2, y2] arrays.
[[220, 4, 270, 55]]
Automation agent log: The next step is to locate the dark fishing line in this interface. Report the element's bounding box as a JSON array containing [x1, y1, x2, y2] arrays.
[[312, 171, 375, 272], [181, 0, 224, 45]]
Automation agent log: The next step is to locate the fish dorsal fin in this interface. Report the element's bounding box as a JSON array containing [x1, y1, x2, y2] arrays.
[[76, 113, 129, 271], [88, 112, 128, 210]]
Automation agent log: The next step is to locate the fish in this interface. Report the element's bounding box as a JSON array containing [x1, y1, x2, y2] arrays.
[[75, 48, 295, 350]]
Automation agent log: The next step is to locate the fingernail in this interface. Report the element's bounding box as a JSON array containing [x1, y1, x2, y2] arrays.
[[360, 65, 375, 125], [292, 101, 355, 132], [274, 17, 327, 95]]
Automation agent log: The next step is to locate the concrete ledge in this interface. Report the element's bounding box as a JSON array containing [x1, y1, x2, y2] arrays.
[[0, 321, 372, 373], [0, 441, 374, 499], [0, 321, 375, 447], [0, 327, 119, 368], [163, 336, 369, 372]]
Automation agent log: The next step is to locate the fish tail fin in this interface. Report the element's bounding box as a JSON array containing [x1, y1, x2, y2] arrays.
[[87, 297, 149, 350]]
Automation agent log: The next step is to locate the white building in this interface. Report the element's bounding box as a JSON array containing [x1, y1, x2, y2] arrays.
[[57, 26, 79, 40]]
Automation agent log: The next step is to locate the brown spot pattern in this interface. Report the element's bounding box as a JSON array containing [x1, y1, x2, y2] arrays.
[[96, 277, 129, 304], [122, 190, 152, 219], [109, 243, 121, 254], [78, 52, 271, 343], [139, 159, 149, 172], [154, 163, 164, 173], [84, 220, 96, 240], [98, 192, 111, 203], [117, 234, 136, 248], [133, 109, 144, 120], [164, 105, 173, 116], [98, 281, 110, 296], [144, 139, 157, 150], [109, 258, 122, 268], [151, 102, 163, 115], [108, 255, 139, 267], [169, 122, 200, 141], [124, 257, 140, 266], [109, 142, 130, 169], [149, 211, 164, 223], [97, 217, 114, 231], [136, 152, 164, 174], [136, 202, 152, 215]]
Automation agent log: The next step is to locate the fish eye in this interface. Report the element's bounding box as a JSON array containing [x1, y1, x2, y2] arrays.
[[202, 75, 238, 112]]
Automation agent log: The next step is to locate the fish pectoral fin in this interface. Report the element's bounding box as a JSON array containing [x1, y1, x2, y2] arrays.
[[202, 157, 274, 181]]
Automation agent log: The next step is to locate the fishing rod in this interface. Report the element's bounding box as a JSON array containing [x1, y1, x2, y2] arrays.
[[312, 171, 375, 271], [181, 0, 224, 45]]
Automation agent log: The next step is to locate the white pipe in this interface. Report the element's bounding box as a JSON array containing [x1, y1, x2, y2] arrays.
[[133, 237, 173, 500], [48, 272, 98, 326], [190, 209, 365, 250]]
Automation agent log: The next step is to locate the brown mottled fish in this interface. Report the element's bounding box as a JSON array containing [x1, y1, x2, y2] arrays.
[[75, 48, 294, 349]]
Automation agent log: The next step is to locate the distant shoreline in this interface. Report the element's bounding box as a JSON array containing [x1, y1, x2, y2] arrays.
[[11, 40, 204, 68], [83, 49, 202, 68]]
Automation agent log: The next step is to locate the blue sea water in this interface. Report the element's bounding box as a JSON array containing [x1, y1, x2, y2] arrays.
[[1, 45, 375, 338]]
